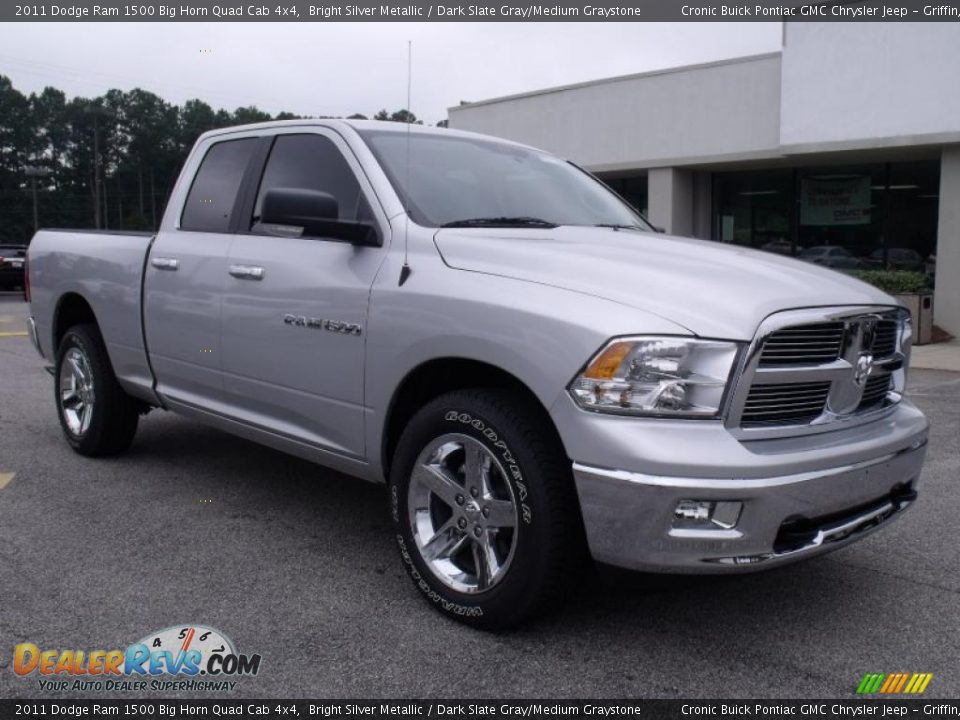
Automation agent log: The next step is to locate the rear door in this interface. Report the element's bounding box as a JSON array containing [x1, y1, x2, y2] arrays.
[[218, 129, 390, 459], [144, 135, 263, 408]]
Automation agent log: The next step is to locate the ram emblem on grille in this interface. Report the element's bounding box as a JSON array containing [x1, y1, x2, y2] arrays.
[[854, 352, 874, 389]]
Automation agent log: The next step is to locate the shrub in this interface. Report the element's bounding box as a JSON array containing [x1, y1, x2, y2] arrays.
[[851, 270, 932, 294]]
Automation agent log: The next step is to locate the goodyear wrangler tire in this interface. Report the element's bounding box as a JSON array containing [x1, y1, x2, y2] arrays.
[[389, 389, 586, 629], [55, 323, 140, 457]]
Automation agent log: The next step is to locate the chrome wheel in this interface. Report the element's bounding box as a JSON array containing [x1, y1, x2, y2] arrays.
[[408, 433, 519, 594], [59, 346, 95, 436]]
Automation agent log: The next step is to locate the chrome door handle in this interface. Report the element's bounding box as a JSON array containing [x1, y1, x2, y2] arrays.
[[228, 264, 265, 281], [151, 257, 179, 271]]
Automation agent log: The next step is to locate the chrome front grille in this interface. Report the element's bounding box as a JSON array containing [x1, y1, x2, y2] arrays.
[[858, 374, 892, 411], [758, 322, 845, 367], [741, 381, 832, 426], [727, 307, 909, 438], [871, 320, 898, 359]]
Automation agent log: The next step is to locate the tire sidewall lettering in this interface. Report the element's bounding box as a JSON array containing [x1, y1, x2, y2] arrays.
[[443, 410, 532, 525], [390, 485, 399, 523], [395, 534, 483, 617]]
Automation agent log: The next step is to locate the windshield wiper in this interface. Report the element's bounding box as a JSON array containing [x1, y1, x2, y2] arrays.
[[440, 216, 558, 229], [594, 223, 646, 231]]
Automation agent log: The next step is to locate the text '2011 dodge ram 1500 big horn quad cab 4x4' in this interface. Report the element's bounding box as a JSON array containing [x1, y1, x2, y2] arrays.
[[26, 121, 928, 628]]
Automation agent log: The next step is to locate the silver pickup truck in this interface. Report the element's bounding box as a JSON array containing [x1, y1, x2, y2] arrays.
[[26, 120, 928, 628]]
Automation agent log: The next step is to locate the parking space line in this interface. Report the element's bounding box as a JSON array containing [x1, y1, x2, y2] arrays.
[[0, 473, 14, 490], [0, 331, 27, 337]]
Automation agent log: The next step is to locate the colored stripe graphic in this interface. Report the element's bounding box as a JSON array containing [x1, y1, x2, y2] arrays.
[[905, 673, 933, 694], [893, 674, 909, 693], [858, 673, 886, 694], [857, 672, 932, 694], [880, 674, 898, 693]]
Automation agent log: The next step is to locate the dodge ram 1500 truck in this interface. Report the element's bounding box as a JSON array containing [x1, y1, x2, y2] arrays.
[[26, 120, 929, 628]]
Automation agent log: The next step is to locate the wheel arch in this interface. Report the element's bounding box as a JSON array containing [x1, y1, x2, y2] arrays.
[[52, 292, 99, 353], [381, 357, 569, 480]]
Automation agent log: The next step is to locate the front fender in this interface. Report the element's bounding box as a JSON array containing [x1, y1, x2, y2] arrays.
[[362, 251, 689, 481]]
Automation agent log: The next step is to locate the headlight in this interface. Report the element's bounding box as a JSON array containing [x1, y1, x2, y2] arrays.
[[569, 336, 740, 417]]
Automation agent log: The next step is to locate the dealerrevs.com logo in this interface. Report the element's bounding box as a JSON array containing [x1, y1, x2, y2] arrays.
[[13, 625, 262, 693]]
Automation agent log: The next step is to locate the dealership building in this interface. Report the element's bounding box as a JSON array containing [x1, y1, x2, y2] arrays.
[[448, 24, 960, 338]]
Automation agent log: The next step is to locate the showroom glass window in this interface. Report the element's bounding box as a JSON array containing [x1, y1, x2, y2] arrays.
[[713, 169, 793, 255], [712, 160, 939, 281], [602, 174, 649, 217], [795, 163, 887, 270]]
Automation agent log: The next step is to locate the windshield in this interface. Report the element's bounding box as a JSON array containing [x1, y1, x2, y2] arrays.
[[358, 129, 651, 230]]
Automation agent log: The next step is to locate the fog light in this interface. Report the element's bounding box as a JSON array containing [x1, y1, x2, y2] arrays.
[[675, 500, 711, 522], [674, 500, 742, 529]]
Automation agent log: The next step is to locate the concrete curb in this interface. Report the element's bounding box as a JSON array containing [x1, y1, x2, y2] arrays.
[[911, 339, 960, 373]]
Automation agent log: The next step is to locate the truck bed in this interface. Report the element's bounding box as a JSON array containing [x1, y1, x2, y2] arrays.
[[28, 228, 158, 403]]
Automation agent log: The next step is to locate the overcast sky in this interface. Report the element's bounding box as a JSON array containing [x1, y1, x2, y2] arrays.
[[1, 23, 783, 124]]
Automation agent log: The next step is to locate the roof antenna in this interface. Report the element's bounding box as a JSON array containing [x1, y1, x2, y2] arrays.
[[399, 39, 413, 287]]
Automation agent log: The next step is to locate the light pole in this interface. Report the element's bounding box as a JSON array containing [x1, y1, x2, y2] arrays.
[[24, 166, 51, 235]]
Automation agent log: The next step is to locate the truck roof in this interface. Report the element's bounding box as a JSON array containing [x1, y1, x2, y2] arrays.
[[197, 118, 541, 153]]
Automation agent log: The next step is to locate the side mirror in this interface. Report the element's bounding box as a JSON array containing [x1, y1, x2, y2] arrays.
[[260, 187, 380, 247]]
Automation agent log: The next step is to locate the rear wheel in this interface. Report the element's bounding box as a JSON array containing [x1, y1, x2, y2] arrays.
[[389, 389, 586, 629], [55, 323, 140, 456]]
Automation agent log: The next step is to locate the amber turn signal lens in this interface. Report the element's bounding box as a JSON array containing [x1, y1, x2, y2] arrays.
[[582, 341, 632, 380]]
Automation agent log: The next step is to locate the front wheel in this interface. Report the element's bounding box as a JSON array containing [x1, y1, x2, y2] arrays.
[[389, 389, 586, 629], [55, 323, 140, 456]]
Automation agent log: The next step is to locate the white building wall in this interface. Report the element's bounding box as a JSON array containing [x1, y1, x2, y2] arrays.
[[935, 147, 960, 338], [448, 54, 782, 172], [780, 24, 960, 152]]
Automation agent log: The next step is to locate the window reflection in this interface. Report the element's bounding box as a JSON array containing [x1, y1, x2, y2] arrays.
[[713, 161, 939, 283]]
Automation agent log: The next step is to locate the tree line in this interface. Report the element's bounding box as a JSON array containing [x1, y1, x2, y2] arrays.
[[0, 75, 442, 243]]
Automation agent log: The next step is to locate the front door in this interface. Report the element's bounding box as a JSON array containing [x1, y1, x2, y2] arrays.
[[219, 130, 389, 460]]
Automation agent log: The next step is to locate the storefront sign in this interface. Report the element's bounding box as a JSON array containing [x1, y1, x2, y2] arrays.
[[800, 176, 871, 226]]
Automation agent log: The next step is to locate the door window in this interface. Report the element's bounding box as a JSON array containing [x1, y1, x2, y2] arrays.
[[180, 137, 258, 232], [252, 134, 369, 231]]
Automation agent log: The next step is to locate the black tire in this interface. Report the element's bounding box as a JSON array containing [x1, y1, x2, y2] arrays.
[[389, 388, 587, 629], [55, 323, 140, 456]]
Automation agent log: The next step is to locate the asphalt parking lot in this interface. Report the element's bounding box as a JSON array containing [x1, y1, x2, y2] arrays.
[[0, 292, 958, 700]]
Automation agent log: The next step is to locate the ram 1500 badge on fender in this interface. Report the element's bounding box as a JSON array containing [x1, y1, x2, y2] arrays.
[[26, 120, 928, 629]]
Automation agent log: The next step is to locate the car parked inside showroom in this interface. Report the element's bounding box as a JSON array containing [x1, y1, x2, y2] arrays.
[[864, 247, 926, 273], [799, 245, 863, 270]]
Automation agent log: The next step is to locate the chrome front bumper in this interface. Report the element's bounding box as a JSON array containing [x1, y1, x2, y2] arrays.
[[572, 431, 928, 573]]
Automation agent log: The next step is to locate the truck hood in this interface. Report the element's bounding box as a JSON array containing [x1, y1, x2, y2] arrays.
[[433, 227, 896, 340]]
